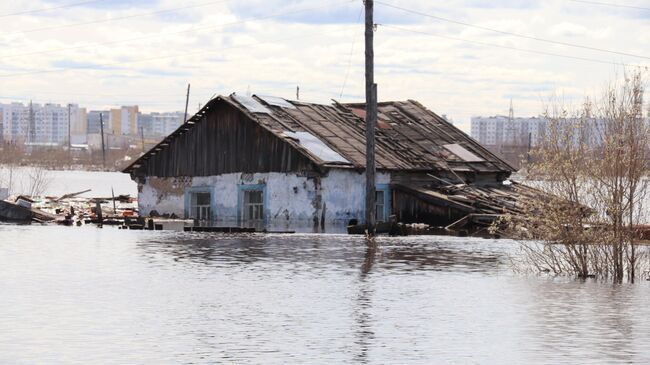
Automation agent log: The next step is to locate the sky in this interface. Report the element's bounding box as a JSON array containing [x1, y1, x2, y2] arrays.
[[1, 0, 649, 132]]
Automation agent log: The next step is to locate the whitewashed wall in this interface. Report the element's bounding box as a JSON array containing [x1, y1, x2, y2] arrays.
[[138, 169, 390, 228]]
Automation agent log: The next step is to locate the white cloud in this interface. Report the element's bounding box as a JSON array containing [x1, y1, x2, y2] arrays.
[[0, 0, 648, 132]]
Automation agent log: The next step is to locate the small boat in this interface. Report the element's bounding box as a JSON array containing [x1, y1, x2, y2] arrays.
[[0, 200, 33, 223], [0, 199, 57, 224]]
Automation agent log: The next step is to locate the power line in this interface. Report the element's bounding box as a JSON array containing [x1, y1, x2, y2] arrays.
[[5, 0, 232, 36], [0, 25, 357, 78], [0, 0, 106, 18], [340, 6, 364, 98], [375, 1, 650, 61], [2, 0, 354, 60], [382, 24, 646, 68], [567, 0, 650, 11]]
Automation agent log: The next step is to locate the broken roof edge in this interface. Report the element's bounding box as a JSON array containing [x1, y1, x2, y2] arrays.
[[124, 94, 516, 176], [122, 95, 224, 174], [221, 96, 359, 168], [405, 99, 517, 172]]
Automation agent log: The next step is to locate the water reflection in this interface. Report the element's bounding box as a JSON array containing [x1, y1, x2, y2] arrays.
[[137, 233, 505, 275], [2, 225, 650, 364], [525, 279, 646, 364], [354, 242, 378, 364]]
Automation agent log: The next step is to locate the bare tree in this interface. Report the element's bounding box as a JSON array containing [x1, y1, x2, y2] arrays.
[[504, 71, 650, 282], [18, 166, 53, 198], [0, 164, 16, 196]]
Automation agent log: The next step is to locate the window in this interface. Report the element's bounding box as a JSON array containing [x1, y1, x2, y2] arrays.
[[190, 192, 211, 221], [375, 185, 390, 223], [243, 189, 264, 221], [375, 190, 386, 222]]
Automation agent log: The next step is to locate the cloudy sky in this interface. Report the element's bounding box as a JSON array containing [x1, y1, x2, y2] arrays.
[[1, 0, 649, 131]]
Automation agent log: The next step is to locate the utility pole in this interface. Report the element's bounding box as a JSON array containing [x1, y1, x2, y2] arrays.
[[527, 132, 532, 165], [99, 112, 106, 168], [364, 0, 377, 236], [140, 126, 145, 153], [28, 101, 35, 144], [183, 84, 191, 124], [67, 104, 72, 150], [296, 85, 300, 100]]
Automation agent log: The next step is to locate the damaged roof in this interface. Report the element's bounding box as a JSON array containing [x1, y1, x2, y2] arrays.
[[124, 94, 514, 174]]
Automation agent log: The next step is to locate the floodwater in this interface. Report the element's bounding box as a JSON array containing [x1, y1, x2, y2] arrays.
[[0, 167, 136, 197], [1, 225, 649, 364]]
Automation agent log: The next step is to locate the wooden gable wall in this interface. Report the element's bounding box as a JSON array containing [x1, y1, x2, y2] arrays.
[[133, 101, 316, 178]]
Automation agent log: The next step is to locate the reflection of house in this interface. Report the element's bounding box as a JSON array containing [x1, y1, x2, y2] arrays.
[[124, 94, 515, 232]]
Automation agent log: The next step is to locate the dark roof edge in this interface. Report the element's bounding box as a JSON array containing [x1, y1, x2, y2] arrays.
[[122, 96, 224, 174]]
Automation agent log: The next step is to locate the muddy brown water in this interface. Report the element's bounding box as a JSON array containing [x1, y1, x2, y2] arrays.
[[1, 224, 649, 364]]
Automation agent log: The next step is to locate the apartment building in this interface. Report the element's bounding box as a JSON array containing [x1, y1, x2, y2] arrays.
[[0, 102, 85, 145], [471, 115, 547, 148], [139, 111, 184, 137]]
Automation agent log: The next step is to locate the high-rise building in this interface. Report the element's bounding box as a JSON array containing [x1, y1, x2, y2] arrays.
[[0, 102, 84, 145], [138, 111, 184, 137], [87, 110, 110, 134], [471, 115, 547, 148], [109, 106, 139, 135]]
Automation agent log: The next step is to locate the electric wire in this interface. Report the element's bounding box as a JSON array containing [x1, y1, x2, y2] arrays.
[[0, 25, 356, 78], [375, 1, 650, 61], [5, 0, 232, 36], [382, 24, 646, 68], [340, 5, 364, 98], [567, 0, 650, 11], [2, 0, 355, 59], [0, 0, 107, 18]]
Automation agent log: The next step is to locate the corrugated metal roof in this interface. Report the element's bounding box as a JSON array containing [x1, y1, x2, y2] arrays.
[[443, 143, 484, 162], [256, 95, 296, 109], [231, 94, 271, 114], [282, 131, 350, 164], [124, 95, 515, 174]]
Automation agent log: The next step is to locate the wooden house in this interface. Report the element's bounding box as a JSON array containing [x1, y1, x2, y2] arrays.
[[124, 94, 526, 232]]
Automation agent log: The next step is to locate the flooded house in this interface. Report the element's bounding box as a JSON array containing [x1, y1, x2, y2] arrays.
[[124, 94, 527, 233]]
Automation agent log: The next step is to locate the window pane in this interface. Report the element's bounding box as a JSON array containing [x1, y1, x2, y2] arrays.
[[196, 192, 211, 205], [249, 191, 262, 204], [243, 189, 264, 221], [375, 189, 386, 222]]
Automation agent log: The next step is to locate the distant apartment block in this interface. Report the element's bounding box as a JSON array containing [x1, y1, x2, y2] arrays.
[[471, 115, 546, 148], [1, 100, 209, 151], [87, 110, 110, 134], [0, 102, 85, 145], [108, 106, 139, 135], [138, 111, 185, 137], [470, 111, 548, 169]]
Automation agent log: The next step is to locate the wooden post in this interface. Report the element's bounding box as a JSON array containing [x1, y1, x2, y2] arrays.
[[28, 101, 35, 144], [111, 187, 117, 215], [140, 126, 145, 152], [527, 132, 532, 165], [183, 84, 191, 124], [67, 104, 72, 149], [99, 112, 106, 168], [365, 0, 377, 236], [95, 200, 103, 227]]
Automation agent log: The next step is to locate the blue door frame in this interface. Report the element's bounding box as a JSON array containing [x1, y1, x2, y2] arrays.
[[375, 184, 391, 222], [237, 183, 268, 223], [184, 186, 217, 220]]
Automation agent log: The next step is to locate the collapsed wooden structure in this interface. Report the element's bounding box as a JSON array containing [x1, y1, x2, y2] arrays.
[[124, 94, 530, 234]]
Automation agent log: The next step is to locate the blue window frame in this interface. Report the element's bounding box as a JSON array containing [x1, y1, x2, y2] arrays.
[[238, 184, 267, 222], [184, 186, 216, 221], [375, 184, 391, 222]]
